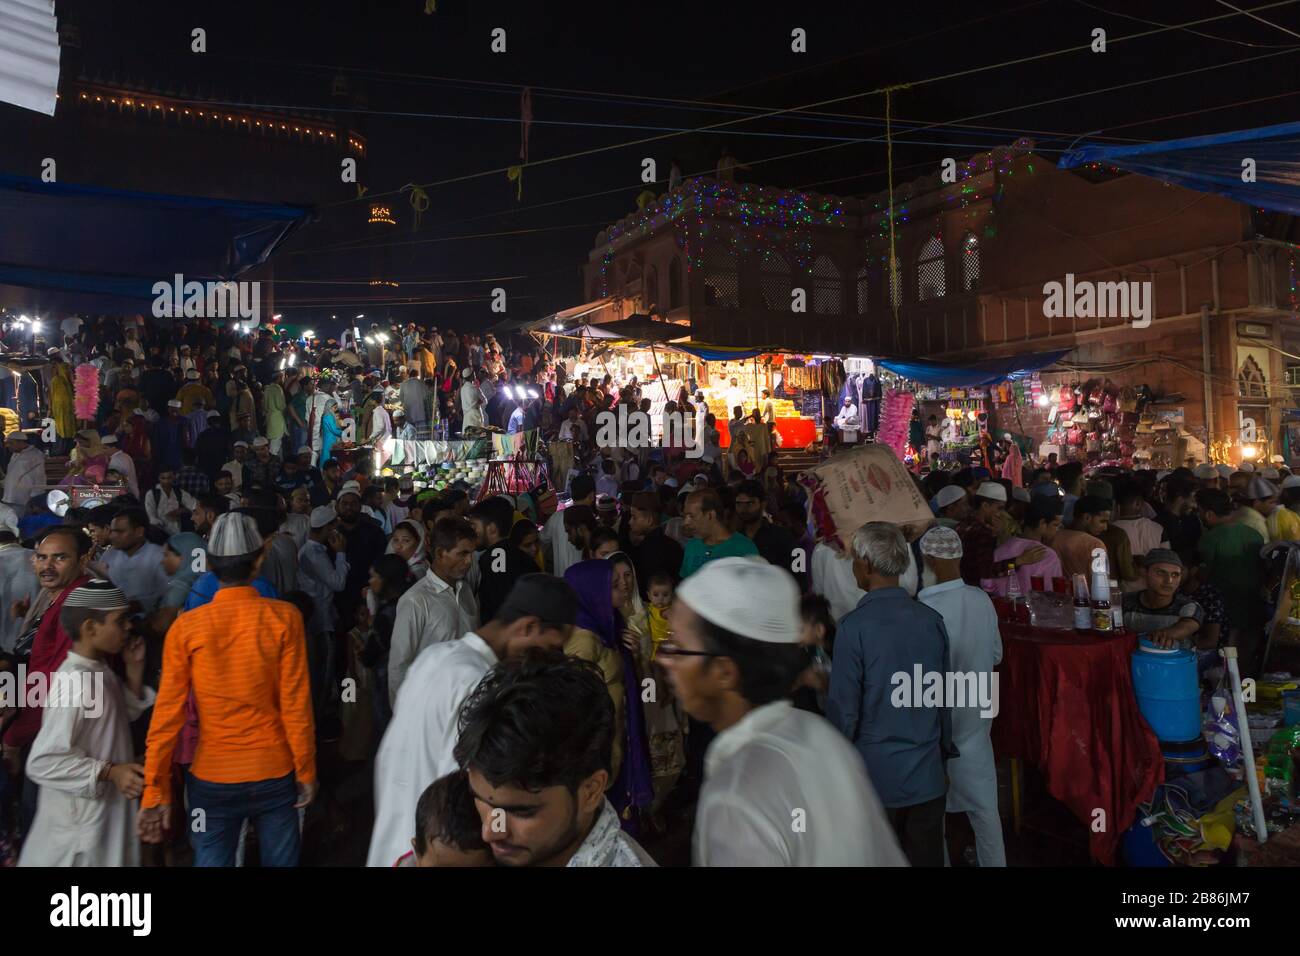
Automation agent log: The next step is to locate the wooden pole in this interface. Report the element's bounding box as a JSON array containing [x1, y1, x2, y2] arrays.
[[650, 344, 671, 402]]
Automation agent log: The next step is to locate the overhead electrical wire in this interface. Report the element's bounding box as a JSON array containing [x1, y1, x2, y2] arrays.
[[260, 1, 1300, 312], [1073, 0, 1300, 48], [289, 79, 1300, 262], [1213, 0, 1300, 40], [285, 221, 610, 257], [313, 0, 1300, 209]]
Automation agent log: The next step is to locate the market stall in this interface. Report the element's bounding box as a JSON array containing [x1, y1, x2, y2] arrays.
[[873, 349, 1069, 470], [667, 342, 823, 451], [993, 622, 1164, 865]]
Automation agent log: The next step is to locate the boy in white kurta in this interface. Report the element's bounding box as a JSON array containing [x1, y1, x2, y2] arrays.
[[18, 580, 154, 867]]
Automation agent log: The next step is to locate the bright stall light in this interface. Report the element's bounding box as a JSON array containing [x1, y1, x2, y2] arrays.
[[1035, 394, 1049, 407], [1242, 445, 1258, 459]]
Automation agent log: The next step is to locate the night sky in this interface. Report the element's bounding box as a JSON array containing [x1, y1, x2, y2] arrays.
[[38, 0, 1300, 329]]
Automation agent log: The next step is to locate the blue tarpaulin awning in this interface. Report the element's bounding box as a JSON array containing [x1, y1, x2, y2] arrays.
[[1058, 122, 1300, 216], [0, 173, 312, 312], [878, 349, 1069, 387]]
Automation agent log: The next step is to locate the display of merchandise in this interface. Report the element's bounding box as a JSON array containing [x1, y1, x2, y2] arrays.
[[876, 388, 914, 457]]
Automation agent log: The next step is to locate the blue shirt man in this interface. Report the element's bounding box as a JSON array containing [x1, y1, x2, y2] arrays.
[[825, 522, 954, 867]]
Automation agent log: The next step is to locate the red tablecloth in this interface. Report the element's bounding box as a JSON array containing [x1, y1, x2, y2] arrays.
[[717, 416, 817, 450], [992, 624, 1164, 865]]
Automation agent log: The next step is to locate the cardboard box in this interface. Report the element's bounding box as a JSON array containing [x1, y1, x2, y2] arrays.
[[807, 443, 933, 547]]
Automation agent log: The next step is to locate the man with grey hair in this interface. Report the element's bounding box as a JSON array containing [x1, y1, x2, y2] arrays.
[[827, 521, 954, 867], [916, 526, 1004, 867]]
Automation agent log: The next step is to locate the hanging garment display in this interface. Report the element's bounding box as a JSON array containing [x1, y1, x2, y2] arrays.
[[862, 373, 880, 434]]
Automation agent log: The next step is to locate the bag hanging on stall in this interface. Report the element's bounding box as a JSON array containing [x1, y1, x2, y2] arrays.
[[1118, 385, 1139, 414]]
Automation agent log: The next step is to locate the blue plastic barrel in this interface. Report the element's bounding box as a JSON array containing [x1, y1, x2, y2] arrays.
[[1122, 818, 1170, 868], [1161, 737, 1214, 778], [1131, 641, 1201, 743]]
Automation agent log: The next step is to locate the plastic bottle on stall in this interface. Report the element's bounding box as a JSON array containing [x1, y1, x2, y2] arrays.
[[1005, 562, 1030, 625], [1091, 572, 1113, 635], [1073, 574, 1092, 632], [1109, 578, 1125, 633]]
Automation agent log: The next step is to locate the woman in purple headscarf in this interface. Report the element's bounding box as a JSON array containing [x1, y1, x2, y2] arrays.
[[562, 558, 654, 832]]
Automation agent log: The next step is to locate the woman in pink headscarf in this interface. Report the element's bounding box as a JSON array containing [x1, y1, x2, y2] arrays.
[[1000, 433, 1024, 489]]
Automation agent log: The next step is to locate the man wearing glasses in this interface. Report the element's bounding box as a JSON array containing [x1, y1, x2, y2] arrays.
[[661, 557, 905, 866]]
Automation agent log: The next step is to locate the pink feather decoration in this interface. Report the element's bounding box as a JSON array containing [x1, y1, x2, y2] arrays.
[[74, 363, 99, 420]]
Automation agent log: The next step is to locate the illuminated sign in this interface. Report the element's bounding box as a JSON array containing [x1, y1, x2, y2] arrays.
[[369, 205, 396, 225]]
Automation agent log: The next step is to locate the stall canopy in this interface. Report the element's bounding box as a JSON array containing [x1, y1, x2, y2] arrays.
[[0, 173, 312, 312], [588, 315, 688, 344], [1059, 122, 1300, 216], [878, 349, 1069, 388], [666, 342, 780, 361], [489, 297, 613, 334]]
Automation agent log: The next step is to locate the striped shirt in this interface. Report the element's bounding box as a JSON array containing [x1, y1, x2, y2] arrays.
[[142, 585, 316, 807]]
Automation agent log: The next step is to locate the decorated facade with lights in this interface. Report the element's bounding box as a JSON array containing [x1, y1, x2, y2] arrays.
[[581, 143, 1300, 465]]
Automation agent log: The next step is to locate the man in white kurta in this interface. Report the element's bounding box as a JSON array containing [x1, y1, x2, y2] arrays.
[[387, 550, 478, 706], [669, 558, 907, 866], [811, 540, 919, 623], [0, 531, 39, 653], [19, 587, 156, 867], [368, 632, 495, 867], [104, 437, 140, 499], [370, 401, 393, 468], [460, 373, 486, 432], [145, 476, 198, 537], [3, 431, 46, 510], [916, 526, 1005, 867], [834, 398, 861, 444], [368, 574, 577, 867]]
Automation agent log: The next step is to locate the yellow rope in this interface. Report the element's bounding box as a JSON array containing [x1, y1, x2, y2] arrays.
[[885, 87, 910, 349]]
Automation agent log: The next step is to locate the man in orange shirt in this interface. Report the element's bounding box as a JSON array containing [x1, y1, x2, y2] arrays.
[[138, 512, 317, 866]]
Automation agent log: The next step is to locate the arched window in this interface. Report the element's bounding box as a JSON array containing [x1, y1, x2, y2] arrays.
[[668, 258, 682, 310], [703, 245, 739, 310], [855, 265, 869, 315], [1239, 356, 1268, 398], [961, 233, 980, 291], [645, 266, 659, 311], [624, 264, 642, 302], [812, 254, 842, 315], [917, 234, 946, 300], [760, 250, 793, 311]]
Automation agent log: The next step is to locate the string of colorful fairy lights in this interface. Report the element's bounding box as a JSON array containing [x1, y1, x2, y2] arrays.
[[595, 139, 1037, 301]]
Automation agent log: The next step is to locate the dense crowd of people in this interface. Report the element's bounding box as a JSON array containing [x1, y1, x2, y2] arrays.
[[0, 313, 1292, 868]]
